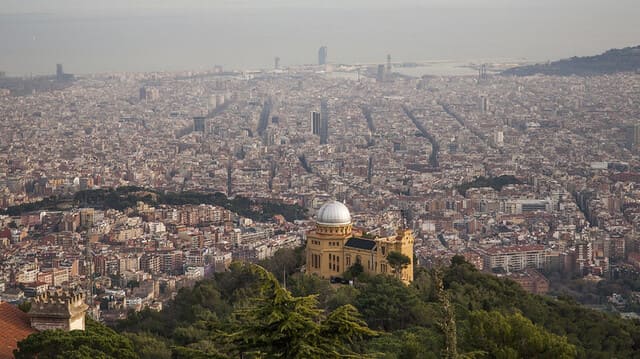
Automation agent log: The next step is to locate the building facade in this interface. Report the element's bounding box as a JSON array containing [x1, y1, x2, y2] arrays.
[[306, 201, 414, 283], [319, 99, 329, 145], [29, 290, 88, 331], [318, 46, 328, 65], [311, 111, 321, 135], [480, 245, 546, 272]]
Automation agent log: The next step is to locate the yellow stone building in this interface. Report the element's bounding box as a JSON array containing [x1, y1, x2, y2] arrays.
[[306, 201, 414, 283]]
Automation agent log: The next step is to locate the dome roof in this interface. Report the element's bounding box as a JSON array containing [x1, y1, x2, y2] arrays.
[[317, 201, 351, 226]]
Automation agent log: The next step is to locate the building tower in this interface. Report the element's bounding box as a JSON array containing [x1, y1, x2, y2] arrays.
[[311, 111, 321, 135], [320, 99, 329, 144], [274, 56, 280, 70], [318, 46, 328, 66], [367, 156, 374, 184], [56, 64, 64, 81], [193, 116, 206, 132], [479, 95, 489, 113], [29, 290, 89, 331], [306, 201, 415, 284], [386, 54, 392, 74], [478, 64, 488, 83], [494, 129, 504, 147], [79, 208, 95, 229]]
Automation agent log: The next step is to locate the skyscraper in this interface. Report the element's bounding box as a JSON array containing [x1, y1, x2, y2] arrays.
[[193, 117, 206, 132], [56, 64, 64, 82], [479, 95, 489, 113], [494, 129, 504, 147], [386, 54, 392, 73], [320, 100, 329, 145], [318, 46, 328, 66], [478, 63, 488, 83], [311, 111, 321, 135]]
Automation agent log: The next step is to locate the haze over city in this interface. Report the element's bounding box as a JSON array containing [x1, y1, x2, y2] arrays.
[[1, 0, 639, 74], [1, 1, 640, 358]]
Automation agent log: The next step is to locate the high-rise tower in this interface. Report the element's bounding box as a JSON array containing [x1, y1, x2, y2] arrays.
[[386, 54, 392, 73], [479, 95, 489, 113], [193, 117, 206, 132], [56, 64, 64, 82], [320, 99, 329, 144], [318, 46, 328, 65], [478, 64, 488, 83], [311, 111, 321, 135]]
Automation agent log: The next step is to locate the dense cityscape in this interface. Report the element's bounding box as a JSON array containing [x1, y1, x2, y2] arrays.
[[2, 41, 640, 357]]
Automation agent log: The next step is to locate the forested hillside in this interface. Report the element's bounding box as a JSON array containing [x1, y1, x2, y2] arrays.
[[15, 253, 640, 358], [2, 187, 307, 222], [503, 45, 640, 76]]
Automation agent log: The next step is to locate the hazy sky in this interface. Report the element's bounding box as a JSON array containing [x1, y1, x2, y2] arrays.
[[3, 0, 640, 12], [0, 0, 638, 75]]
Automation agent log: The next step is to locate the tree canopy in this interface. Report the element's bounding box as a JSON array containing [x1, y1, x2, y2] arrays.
[[20, 255, 640, 358], [2, 187, 307, 222], [386, 251, 411, 279], [462, 310, 576, 359], [457, 175, 522, 195], [14, 319, 137, 359], [227, 264, 377, 358]]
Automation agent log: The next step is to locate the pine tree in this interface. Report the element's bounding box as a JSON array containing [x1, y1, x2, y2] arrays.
[[435, 267, 458, 359], [228, 264, 377, 358], [386, 251, 411, 280]]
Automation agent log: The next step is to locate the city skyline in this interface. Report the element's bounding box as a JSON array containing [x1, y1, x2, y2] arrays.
[[1, 1, 639, 75]]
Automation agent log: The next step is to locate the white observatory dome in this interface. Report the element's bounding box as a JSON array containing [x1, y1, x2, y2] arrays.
[[316, 201, 351, 226]]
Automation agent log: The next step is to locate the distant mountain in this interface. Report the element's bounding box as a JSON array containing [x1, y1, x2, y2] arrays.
[[503, 45, 640, 76]]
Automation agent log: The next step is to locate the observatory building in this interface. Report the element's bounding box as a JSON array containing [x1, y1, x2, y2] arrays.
[[306, 201, 414, 283]]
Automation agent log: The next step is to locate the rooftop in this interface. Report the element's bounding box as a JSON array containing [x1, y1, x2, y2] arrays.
[[344, 237, 376, 251], [317, 201, 351, 226], [0, 302, 37, 359]]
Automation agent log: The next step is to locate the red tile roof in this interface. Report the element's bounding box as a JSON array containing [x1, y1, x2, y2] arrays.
[[0, 302, 37, 359]]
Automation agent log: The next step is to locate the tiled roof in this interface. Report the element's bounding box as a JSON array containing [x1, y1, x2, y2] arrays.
[[344, 238, 376, 251], [0, 302, 37, 359]]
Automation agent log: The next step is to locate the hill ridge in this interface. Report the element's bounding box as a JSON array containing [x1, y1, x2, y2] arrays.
[[503, 45, 640, 76]]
